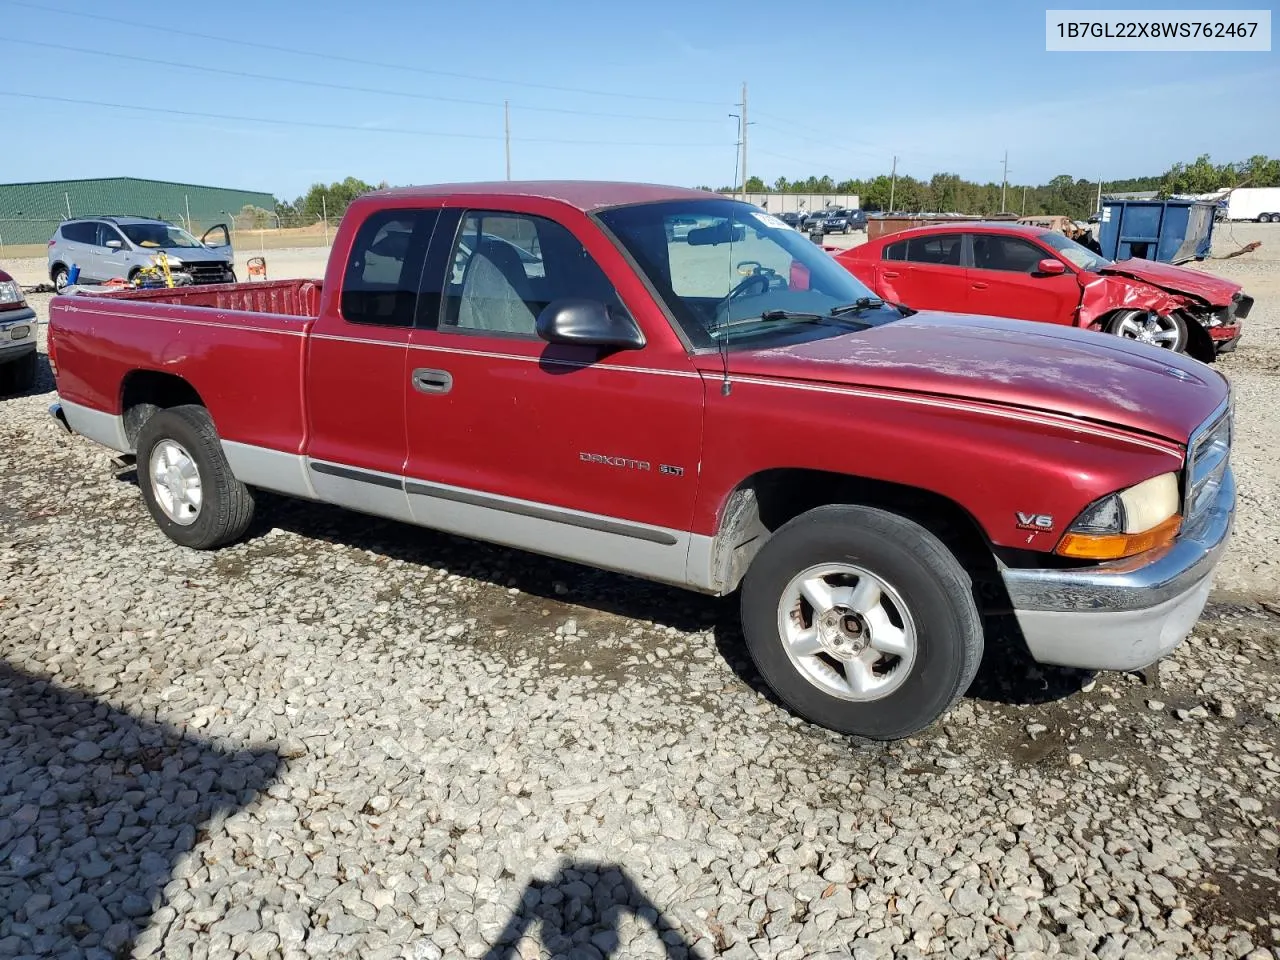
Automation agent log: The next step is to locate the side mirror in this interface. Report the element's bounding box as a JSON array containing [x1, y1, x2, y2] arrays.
[[1037, 258, 1066, 275], [105, 239, 123, 250], [536, 298, 645, 350]]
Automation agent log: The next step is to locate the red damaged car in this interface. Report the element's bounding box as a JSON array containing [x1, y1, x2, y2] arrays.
[[836, 222, 1251, 361]]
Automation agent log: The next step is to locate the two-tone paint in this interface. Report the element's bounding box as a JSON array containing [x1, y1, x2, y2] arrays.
[[48, 182, 1230, 611]]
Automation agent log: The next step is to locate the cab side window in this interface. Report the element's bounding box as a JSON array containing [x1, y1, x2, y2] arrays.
[[340, 209, 439, 326], [883, 240, 907, 261], [439, 211, 627, 338]]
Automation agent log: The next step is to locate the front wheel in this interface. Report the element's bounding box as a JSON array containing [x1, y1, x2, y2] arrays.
[[135, 405, 255, 549], [51, 266, 69, 292], [740, 504, 983, 739], [1106, 309, 1188, 352]]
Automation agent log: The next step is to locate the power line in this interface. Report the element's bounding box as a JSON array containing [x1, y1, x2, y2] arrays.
[[0, 90, 729, 147], [4, 0, 727, 107], [0, 36, 720, 125]]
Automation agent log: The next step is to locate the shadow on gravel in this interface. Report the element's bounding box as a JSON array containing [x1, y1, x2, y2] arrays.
[[0, 661, 281, 957], [0, 352, 55, 400], [481, 859, 698, 959]]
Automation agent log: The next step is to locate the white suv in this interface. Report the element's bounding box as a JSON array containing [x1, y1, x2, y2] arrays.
[[48, 216, 236, 290]]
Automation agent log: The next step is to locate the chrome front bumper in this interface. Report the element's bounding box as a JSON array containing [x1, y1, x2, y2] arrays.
[[1001, 467, 1235, 671]]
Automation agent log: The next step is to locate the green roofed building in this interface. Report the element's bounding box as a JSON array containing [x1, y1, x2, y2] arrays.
[[0, 177, 276, 246]]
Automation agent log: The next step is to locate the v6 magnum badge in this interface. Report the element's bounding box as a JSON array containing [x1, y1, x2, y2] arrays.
[[1015, 512, 1055, 531]]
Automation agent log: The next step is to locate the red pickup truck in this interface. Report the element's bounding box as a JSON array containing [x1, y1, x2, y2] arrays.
[[47, 182, 1236, 740]]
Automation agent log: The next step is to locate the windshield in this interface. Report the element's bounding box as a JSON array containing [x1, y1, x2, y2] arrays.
[[597, 198, 899, 348], [1038, 230, 1112, 272], [118, 222, 203, 249]]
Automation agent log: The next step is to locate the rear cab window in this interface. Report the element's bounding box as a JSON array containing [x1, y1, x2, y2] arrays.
[[340, 209, 440, 326]]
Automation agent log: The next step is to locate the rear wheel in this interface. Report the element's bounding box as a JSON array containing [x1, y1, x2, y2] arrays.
[[51, 265, 68, 291], [739, 504, 983, 739], [135, 405, 254, 550], [1106, 309, 1188, 353], [1259, 213, 1273, 223]]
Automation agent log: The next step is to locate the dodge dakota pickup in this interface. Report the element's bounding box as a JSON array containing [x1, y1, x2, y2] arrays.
[[47, 182, 1236, 740]]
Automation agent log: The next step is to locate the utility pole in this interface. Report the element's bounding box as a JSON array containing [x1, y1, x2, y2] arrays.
[[889, 155, 898, 213], [1096, 176, 1103, 216], [504, 100, 511, 181], [1000, 150, 1009, 213], [321, 193, 328, 247], [1021, 185, 1027, 216], [740, 81, 748, 200]]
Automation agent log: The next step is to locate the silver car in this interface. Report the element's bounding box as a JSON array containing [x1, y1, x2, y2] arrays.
[[47, 216, 236, 290]]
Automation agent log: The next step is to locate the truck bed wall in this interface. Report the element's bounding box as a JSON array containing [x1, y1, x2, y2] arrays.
[[49, 289, 313, 458], [88, 279, 323, 317]]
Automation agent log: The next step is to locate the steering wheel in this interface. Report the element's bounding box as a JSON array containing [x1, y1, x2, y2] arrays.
[[728, 262, 774, 301]]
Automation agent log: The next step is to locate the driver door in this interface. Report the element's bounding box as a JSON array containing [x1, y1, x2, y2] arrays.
[[201, 224, 234, 260], [402, 206, 705, 584]]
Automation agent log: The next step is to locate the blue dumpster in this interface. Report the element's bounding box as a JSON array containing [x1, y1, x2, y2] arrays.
[[1096, 198, 1216, 264]]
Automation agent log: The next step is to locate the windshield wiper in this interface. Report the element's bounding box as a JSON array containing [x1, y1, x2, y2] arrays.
[[829, 297, 885, 316], [831, 296, 917, 318], [712, 309, 871, 335]]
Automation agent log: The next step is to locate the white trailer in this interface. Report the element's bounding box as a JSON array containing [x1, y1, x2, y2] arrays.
[[1226, 187, 1280, 222]]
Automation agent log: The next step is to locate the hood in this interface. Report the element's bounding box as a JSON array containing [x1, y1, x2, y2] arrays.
[[714, 312, 1228, 444], [147, 247, 230, 263], [1098, 258, 1240, 305]]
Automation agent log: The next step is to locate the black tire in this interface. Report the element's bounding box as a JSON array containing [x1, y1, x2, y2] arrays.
[[740, 504, 983, 739], [0, 351, 37, 396], [134, 405, 254, 550], [1258, 213, 1272, 224], [51, 265, 69, 291]]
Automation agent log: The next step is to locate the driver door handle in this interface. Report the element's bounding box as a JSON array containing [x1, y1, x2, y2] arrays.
[[882, 271, 900, 279], [412, 368, 452, 395], [971, 282, 989, 290]]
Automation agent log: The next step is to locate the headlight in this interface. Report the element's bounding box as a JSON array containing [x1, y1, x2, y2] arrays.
[[0, 280, 26, 309], [165, 257, 184, 266], [1185, 407, 1231, 524], [1055, 472, 1181, 560]]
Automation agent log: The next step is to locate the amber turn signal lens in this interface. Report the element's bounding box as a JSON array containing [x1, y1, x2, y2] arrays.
[[1054, 514, 1182, 561]]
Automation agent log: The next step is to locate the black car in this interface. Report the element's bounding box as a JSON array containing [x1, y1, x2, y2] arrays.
[[799, 210, 828, 230], [773, 211, 803, 229], [821, 209, 867, 234]]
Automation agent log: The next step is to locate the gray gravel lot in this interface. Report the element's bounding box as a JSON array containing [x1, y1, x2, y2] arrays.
[[2, 228, 1279, 960]]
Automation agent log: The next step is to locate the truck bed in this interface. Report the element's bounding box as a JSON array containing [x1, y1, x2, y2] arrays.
[[86, 278, 323, 317], [49, 279, 323, 460]]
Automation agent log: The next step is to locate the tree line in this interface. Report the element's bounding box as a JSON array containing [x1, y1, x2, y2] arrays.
[[265, 155, 1279, 228], [703, 154, 1280, 221]]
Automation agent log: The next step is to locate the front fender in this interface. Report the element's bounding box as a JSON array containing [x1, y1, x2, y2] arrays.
[[1078, 275, 1189, 329]]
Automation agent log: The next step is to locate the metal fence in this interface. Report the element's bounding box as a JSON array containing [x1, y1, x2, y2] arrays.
[[738, 193, 861, 214], [0, 177, 291, 255]]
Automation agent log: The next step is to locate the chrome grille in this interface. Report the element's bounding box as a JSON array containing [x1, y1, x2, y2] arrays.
[[1185, 399, 1232, 524]]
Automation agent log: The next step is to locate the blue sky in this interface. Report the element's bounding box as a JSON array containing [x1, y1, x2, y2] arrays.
[[0, 0, 1276, 199]]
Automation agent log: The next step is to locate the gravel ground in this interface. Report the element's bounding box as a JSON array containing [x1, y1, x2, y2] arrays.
[[2, 231, 1279, 960]]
